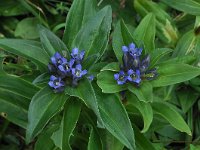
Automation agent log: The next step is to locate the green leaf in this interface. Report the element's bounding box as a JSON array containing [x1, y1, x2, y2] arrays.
[[151, 102, 192, 135], [133, 13, 155, 53], [72, 6, 112, 60], [151, 63, 200, 87], [149, 48, 173, 68], [100, 131, 124, 150], [0, 0, 28, 16], [161, 0, 200, 16], [134, 0, 178, 44], [0, 39, 49, 70], [128, 82, 153, 102], [51, 98, 81, 150], [127, 93, 153, 133], [0, 89, 29, 128], [101, 62, 120, 72], [14, 17, 39, 39], [18, 0, 48, 27], [172, 30, 200, 57], [159, 55, 196, 65], [177, 89, 198, 113], [38, 25, 69, 57], [95, 89, 136, 150], [35, 125, 58, 150], [26, 87, 69, 143], [65, 79, 101, 121], [87, 126, 102, 150], [132, 124, 156, 150], [88, 62, 107, 77], [0, 75, 40, 99], [97, 70, 127, 93], [112, 20, 134, 62], [63, 0, 97, 49]]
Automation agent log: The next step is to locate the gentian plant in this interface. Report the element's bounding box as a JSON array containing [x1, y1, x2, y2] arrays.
[[114, 42, 157, 86], [0, 0, 200, 150], [48, 49, 90, 92]]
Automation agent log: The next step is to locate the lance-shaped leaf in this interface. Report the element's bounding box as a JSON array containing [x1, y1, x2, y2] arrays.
[[51, 98, 81, 150], [65, 78, 101, 121], [112, 20, 134, 63], [0, 75, 40, 99], [161, 0, 200, 16], [95, 87, 136, 150], [97, 70, 127, 93], [0, 89, 29, 128], [0, 39, 49, 70], [133, 124, 156, 150], [26, 87, 69, 143], [151, 102, 192, 135], [87, 126, 102, 150], [35, 125, 58, 150], [149, 48, 173, 68], [63, 0, 97, 49], [72, 6, 112, 60], [38, 25, 69, 57], [134, 0, 178, 44], [133, 13, 155, 53], [172, 30, 200, 57], [101, 62, 120, 72], [127, 93, 153, 133], [128, 82, 153, 102], [151, 63, 200, 87]]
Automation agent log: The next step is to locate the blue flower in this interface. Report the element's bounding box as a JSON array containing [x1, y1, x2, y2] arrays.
[[127, 69, 141, 84], [51, 52, 67, 66], [48, 75, 65, 92], [122, 43, 142, 57], [58, 59, 75, 75], [114, 71, 127, 85], [87, 75, 94, 81], [71, 48, 85, 62], [72, 64, 87, 78]]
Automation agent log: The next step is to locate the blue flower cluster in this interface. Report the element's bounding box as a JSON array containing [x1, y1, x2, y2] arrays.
[[48, 48, 93, 92], [114, 43, 157, 85]]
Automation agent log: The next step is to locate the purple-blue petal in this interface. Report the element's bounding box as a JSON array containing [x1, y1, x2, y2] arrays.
[[117, 80, 126, 85], [71, 68, 76, 75], [48, 81, 54, 87], [50, 75, 57, 81], [58, 65, 65, 72], [76, 64, 82, 70], [129, 43, 135, 50], [81, 69, 87, 76], [114, 73, 119, 80], [51, 57, 56, 65], [119, 70, 125, 75], [134, 78, 141, 84], [127, 76, 133, 81], [54, 52, 62, 59], [122, 46, 128, 53], [136, 69, 140, 76], [61, 57, 67, 64], [69, 59, 75, 67], [80, 50, 85, 59], [87, 75, 94, 81], [127, 69, 134, 75], [72, 48, 79, 55]]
